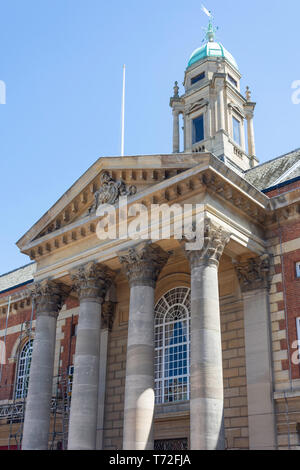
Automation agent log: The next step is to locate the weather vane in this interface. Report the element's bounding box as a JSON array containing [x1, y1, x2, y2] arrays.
[[201, 5, 219, 43]]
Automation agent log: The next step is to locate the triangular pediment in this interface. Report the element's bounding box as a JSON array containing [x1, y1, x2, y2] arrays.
[[17, 153, 212, 253]]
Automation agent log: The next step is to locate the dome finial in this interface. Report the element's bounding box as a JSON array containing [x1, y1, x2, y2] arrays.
[[201, 6, 217, 43]]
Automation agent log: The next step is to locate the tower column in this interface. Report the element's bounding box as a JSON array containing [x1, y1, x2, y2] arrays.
[[183, 220, 230, 450], [246, 112, 256, 157], [205, 104, 212, 139], [217, 84, 225, 131], [22, 280, 68, 450], [172, 110, 180, 153], [68, 262, 113, 450], [119, 242, 169, 450]]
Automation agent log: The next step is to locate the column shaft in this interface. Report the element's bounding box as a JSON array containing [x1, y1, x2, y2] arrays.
[[68, 298, 102, 450], [190, 262, 225, 450], [68, 262, 113, 450], [247, 116, 256, 156], [217, 87, 225, 131], [184, 219, 230, 450], [123, 284, 155, 450], [22, 280, 67, 450], [119, 243, 169, 450], [173, 110, 180, 153], [22, 313, 58, 449]]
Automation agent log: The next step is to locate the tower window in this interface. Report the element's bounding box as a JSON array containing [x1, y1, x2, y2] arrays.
[[192, 115, 204, 144], [296, 262, 300, 278], [232, 116, 241, 146], [191, 72, 205, 85], [228, 74, 238, 88]]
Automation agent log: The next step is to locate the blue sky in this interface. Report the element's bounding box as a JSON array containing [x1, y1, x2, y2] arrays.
[[0, 0, 299, 274]]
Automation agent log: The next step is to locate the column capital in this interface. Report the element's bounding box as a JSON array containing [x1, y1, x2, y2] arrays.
[[101, 301, 116, 330], [70, 261, 115, 303], [184, 219, 231, 269], [234, 254, 271, 293], [119, 242, 169, 288], [30, 280, 70, 317]]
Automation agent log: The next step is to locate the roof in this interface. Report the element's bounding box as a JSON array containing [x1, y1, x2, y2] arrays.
[[244, 148, 300, 191], [187, 41, 239, 70], [0, 263, 36, 294]]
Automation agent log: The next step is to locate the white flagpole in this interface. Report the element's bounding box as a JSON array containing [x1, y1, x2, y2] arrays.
[[121, 64, 126, 157]]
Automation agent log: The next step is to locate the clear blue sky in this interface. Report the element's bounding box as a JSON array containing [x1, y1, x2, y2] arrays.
[[0, 0, 299, 274]]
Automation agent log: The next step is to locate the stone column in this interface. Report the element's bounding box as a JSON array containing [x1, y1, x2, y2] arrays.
[[172, 110, 180, 153], [22, 280, 68, 450], [235, 255, 276, 450], [96, 301, 116, 449], [68, 262, 114, 450], [119, 242, 169, 450], [205, 104, 212, 139], [217, 85, 225, 131], [246, 112, 256, 157], [184, 219, 230, 450]]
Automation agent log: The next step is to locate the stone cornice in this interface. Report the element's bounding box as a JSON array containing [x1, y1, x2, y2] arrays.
[[234, 254, 271, 293]]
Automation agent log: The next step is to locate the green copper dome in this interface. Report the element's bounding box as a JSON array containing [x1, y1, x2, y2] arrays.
[[187, 41, 239, 70], [187, 21, 239, 71]]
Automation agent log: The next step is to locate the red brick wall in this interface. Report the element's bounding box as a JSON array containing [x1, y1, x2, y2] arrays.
[[265, 179, 300, 198], [267, 180, 300, 380]]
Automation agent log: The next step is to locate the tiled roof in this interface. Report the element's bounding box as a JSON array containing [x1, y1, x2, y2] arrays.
[[244, 148, 300, 190], [0, 263, 36, 293]]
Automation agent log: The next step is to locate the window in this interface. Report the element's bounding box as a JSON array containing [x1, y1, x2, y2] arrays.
[[296, 262, 300, 278], [15, 340, 33, 399], [191, 72, 205, 85], [192, 115, 204, 144], [228, 74, 238, 88], [232, 116, 241, 146], [154, 287, 191, 404]]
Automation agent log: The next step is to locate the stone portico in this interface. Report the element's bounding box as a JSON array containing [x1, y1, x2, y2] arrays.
[[16, 150, 279, 450]]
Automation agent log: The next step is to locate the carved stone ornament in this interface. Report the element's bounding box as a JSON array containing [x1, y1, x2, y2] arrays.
[[184, 218, 231, 268], [119, 242, 170, 288], [89, 171, 137, 214], [234, 254, 271, 293], [70, 261, 115, 302], [30, 280, 70, 317], [101, 301, 116, 330]]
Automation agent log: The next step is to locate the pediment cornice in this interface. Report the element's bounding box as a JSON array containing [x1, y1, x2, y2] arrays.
[[17, 153, 276, 262]]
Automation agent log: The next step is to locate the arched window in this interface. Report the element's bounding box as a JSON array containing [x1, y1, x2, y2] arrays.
[[154, 287, 191, 404], [15, 340, 33, 399]]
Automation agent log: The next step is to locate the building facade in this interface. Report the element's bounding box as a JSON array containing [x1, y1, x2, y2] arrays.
[[0, 21, 300, 450]]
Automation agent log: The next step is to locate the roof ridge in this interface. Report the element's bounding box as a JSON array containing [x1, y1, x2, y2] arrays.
[[245, 147, 300, 174]]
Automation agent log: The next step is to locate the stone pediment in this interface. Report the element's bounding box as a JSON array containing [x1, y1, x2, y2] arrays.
[[16, 152, 274, 264], [16, 154, 210, 256]]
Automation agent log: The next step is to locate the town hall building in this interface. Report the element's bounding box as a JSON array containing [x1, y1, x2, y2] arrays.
[[0, 19, 300, 450]]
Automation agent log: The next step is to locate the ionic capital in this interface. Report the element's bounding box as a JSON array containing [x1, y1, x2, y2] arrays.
[[70, 261, 115, 303], [184, 219, 231, 269], [119, 242, 169, 288], [234, 254, 271, 293], [30, 280, 70, 317]]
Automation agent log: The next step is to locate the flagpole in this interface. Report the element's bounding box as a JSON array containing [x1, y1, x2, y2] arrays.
[[121, 64, 126, 157]]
